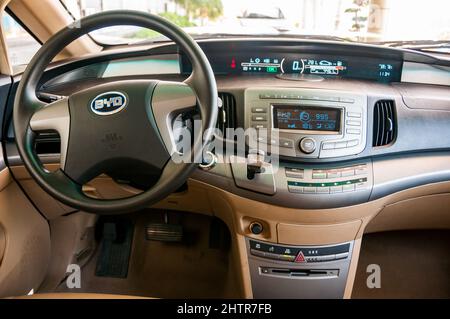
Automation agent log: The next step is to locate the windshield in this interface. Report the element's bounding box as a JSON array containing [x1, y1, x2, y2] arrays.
[[62, 0, 450, 47]]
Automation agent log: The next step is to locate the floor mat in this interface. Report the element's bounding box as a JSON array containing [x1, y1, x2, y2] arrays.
[[55, 211, 239, 298], [352, 230, 450, 299], [95, 220, 134, 278]]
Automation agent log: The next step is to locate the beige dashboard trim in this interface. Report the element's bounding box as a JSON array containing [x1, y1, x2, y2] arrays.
[[343, 238, 361, 299], [277, 221, 363, 246]]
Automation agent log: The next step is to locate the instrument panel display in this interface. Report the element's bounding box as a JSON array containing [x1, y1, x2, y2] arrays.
[[182, 52, 402, 82], [273, 105, 342, 132], [241, 57, 348, 76], [235, 54, 401, 82]]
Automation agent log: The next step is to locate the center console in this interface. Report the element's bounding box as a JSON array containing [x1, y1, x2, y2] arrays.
[[237, 88, 368, 298], [227, 88, 373, 209]]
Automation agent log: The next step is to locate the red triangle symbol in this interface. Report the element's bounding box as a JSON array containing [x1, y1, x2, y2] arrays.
[[295, 251, 306, 263]]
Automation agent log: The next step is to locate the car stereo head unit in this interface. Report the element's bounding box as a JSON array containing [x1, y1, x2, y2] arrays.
[[245, 88, 367, 159], [272, 105, 343, 134]]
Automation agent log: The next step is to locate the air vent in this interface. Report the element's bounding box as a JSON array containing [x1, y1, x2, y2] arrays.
[[373, 100, 396, 147], [217, 92, 236, 135], [35, 132, 60, 155]]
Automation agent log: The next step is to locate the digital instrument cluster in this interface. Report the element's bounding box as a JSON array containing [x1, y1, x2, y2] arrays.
[[240, 57, 348, 76], [181, 52, 402, 82], [234, 54, 401, 82]]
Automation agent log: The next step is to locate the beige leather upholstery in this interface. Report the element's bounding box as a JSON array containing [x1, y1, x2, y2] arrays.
[[13, 293, 150, 299]]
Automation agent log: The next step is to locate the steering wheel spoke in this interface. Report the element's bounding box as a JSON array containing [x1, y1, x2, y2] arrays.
[[151, 81, 197, 155]]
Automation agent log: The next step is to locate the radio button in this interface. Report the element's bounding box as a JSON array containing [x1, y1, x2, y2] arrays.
[[346, 128, 361, 135], [330, 186, 343, 193], [303, 187, 317, 194], [299, 138, 316, 154], [335, 141, 347, 149], [286, 168, 304, 179], [355, 166, 368, 175], [312, 171, 327, 179], [288, 186, 304, 194], [322, 142, 335, 150], [343, 184, 356, 192], [316, 186, 330, 194], [252, 115, 267, 121], [252, 123, 267, 129], [346, 120, 361, 127], [327, 171, 341, 179], [347, 112, 361, 118], [341, 169, 355, 177], [279, 139, 294, 148], [252, 107, 267, 113]]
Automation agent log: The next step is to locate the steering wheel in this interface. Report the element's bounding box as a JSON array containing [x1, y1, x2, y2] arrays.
[[13, 11, 218, 214]]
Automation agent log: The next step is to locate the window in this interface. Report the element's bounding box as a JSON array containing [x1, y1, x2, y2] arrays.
[[62, 0, 450, 46], [2, 11, 41, 73]]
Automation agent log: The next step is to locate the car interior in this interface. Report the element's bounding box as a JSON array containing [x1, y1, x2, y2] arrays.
[[0, 0, 449, 300]]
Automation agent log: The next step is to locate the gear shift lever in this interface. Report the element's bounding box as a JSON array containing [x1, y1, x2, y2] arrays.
[[247, 150, 266, 180]]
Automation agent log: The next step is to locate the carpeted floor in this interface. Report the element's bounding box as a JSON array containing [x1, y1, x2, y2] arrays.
[[352, 230, 450, 299], [55, 211, 240, 298]]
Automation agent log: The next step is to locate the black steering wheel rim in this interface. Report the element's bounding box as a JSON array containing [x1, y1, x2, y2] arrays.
[[13, 10, 218, 214]]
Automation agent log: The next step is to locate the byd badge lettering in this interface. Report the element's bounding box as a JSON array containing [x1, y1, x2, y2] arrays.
[[90, 92, 127, 115]]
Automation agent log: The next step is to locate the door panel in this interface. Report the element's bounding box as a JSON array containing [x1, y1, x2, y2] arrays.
[[0, 74, 51, 298]]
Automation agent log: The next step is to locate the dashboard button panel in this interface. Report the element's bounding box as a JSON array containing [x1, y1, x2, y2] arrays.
[[286, 164, 370, 195], [249, 239, 351, 263]]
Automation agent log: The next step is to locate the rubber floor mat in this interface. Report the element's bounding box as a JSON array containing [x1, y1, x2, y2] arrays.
[[95, 220, 134, 278]]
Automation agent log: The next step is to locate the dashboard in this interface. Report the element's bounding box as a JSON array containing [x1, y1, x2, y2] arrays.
[[4, 38, 450, 211], [2, 37, 449, 301]]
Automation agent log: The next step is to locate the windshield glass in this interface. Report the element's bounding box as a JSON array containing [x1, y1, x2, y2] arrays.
[[62, 0, 450, 46]]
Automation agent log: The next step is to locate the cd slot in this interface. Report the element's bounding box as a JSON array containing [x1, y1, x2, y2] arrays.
[[260, 267, 339, 278]]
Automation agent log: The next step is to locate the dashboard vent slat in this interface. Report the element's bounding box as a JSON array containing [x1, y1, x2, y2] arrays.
[[217, 92, 237, 135], [373, 100, 396, 147]]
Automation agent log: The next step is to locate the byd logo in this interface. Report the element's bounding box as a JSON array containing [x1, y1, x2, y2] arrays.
[[90, 91, 127, 115]]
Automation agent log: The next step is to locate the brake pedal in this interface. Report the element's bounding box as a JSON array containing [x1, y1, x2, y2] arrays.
[[145, 213, 183, 242]]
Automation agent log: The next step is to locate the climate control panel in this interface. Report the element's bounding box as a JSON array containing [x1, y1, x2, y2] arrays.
[[286, 163, 370, 194]]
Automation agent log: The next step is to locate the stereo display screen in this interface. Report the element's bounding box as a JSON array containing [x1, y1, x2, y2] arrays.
[[273, 105, 342, 132]]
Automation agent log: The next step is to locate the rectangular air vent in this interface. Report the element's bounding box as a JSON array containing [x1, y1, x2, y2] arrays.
[[35, 132, 60, 155], [217, 92, 236, 135], [373, 100, 396, 147]]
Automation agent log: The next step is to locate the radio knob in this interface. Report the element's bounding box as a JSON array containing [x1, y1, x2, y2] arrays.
[[299, 138, 316, 154]]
